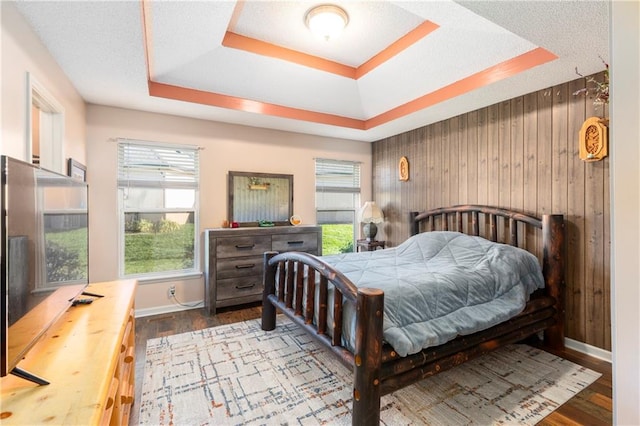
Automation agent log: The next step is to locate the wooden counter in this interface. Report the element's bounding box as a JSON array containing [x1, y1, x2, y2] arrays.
[[0, 279, 137, 425]]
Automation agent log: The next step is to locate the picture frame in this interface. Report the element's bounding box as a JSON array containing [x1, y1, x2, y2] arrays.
[[67, 158, 86, 182]]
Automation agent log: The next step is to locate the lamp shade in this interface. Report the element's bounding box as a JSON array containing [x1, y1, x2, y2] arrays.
[[357, 201, 384, 224]]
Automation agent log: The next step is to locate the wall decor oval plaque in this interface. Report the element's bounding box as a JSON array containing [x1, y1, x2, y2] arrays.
[[579, 116, 608, 162], [399, 156, 409, 181]]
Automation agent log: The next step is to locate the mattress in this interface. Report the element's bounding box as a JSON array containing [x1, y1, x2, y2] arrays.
[[315, 231, 545, 357]]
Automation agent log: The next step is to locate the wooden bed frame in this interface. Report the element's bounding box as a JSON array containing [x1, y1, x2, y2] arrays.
[[261, 205, 564, 425]]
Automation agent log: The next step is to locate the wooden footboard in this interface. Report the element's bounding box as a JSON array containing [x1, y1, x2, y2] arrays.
[[262, 205, 564, 426]]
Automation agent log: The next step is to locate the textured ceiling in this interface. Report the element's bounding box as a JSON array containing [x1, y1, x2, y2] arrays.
[[14, 0, 609, 142]]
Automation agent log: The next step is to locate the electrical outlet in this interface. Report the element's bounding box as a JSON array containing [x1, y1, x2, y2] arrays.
[[169, 285, 176, 298]]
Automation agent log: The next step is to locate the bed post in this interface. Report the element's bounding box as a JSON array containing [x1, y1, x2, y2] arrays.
[[409, 211, 419, 236], [262, 251, 278, 331], [542, 214, 565, 349], [352, 288, 384, 426]]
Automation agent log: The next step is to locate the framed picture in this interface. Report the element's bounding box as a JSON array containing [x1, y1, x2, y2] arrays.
[[67, 158, 86, 182]]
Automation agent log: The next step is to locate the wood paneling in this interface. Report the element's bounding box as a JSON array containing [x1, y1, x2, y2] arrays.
[[372, 72, 610, 350]]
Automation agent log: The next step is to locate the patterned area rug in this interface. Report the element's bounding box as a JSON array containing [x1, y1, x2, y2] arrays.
[[139, 317, 600, 425]]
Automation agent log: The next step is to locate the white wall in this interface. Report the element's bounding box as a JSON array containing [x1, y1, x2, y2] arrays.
[[86, 105, 371, 313], [610, 1, 640, 424], [0, 2, 86, 164]]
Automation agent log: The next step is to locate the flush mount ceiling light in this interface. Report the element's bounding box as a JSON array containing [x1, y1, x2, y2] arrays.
[[305, 4, 349, 41]]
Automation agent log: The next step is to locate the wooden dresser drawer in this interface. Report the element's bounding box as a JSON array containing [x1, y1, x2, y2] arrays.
[[216, 235, 271, 258], [272, 232, 318, 253], [204, 226, 322, 314], [216, 276, 263, 300], [216, 256, 264, 279]]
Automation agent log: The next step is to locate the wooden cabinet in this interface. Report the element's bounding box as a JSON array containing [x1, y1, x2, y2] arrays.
[[0, 280, 137, 426], [205, 226, 321, 314]]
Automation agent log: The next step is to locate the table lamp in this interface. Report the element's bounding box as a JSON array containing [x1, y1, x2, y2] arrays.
[[358, 201, 384, 241]]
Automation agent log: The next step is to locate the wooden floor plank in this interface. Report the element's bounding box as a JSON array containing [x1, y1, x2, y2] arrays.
[[130, 304, 612, 425]]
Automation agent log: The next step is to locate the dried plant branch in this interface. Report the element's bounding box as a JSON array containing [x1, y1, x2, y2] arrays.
[[573, 55, 609, 106]]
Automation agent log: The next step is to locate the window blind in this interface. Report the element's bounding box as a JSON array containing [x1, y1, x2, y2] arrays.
[[315, 158, 361, 193], [117, 141, 199, 189]]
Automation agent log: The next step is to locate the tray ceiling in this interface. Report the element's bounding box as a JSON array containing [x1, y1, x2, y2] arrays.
[[14, 0, 609, 142]]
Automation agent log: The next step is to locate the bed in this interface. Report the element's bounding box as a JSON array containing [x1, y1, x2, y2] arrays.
[[261, 205, 564, 425]]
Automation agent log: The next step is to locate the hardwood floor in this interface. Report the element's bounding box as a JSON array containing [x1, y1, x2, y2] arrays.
[[131, 303, 612, 425]]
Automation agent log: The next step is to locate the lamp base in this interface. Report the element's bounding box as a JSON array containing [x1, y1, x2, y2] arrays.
[[363, 222, 378, 241]]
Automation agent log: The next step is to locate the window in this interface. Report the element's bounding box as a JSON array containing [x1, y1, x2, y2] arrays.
[[118, 141, 199, 278], [315, 159, 361, 255]]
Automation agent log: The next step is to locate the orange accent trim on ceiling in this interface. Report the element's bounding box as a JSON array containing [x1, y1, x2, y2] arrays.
[[147, 81, 366, 130], [147, 47, 556, 131], [222, 20, 439, 80], [356, 20, 440, 79], [365, 47, 558, 129], [222, 32, 356, 79]]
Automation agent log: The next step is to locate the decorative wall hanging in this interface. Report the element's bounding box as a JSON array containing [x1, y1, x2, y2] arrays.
[[399, 156, 409, 181], [579, 117, 608, 162]]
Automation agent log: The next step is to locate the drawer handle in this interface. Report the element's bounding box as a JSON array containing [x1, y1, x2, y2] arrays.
[[287, 240, 304, 245], [235, 244, 256, 249], [235, 263, 256, 269], [236, 283, 256, 290]]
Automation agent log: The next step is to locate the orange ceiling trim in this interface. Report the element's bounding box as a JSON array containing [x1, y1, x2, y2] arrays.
[[356, 21, 440, 79], [222, 32, 356, 79], [148, 81, 366, 130], [222, 21, 438, 80], [365, 47, 558, 129]]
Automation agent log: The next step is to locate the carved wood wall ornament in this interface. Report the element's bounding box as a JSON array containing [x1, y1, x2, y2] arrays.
[[579, 117, 608, 161], [399, 156, 409, 181]]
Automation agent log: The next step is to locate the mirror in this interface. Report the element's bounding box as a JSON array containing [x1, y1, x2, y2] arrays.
[[228, 171, 293, 226]]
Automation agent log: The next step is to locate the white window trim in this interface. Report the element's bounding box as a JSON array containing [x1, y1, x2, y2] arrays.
[[25, 72, 65, 173], [315, 158, 362, 251], [117, 140, 200, 279]]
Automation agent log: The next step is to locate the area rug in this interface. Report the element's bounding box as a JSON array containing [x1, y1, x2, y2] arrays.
[[138, 317, 600, 425]]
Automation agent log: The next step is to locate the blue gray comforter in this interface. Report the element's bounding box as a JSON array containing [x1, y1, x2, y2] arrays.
[[321, 231, 545, 357]]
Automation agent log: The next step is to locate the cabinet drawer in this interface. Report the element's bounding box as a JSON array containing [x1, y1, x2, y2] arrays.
[[272, 233, 318, 253], [216, 256, 264, 279], [216, 236, 271, 258], [216, 276, 263, 300]]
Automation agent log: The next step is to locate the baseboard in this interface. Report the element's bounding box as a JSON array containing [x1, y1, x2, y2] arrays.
[[565, 337, 612, 363], [135, 300, 203, 318]]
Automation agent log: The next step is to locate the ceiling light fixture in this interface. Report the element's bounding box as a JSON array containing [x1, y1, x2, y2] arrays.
[[305, 4, 349, 41]]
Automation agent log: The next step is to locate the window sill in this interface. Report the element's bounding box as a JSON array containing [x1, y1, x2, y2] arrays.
[[129, 271, 203, 285]]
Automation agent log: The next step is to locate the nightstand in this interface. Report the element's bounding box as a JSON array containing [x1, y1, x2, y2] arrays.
[[357, 239, 386, 252]]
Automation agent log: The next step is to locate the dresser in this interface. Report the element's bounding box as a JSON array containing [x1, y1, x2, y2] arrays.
[[204, 226, 322, 314], [0, 279, 137, 425]]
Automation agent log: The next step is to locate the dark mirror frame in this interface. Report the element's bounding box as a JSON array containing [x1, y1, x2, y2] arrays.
[[228, 171, 294, 227]]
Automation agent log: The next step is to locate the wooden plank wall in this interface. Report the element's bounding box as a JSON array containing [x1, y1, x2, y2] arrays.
[[372, 73, 611, 350]]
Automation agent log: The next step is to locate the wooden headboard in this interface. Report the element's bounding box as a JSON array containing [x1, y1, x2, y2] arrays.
[[410, 204, 565, 348]]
